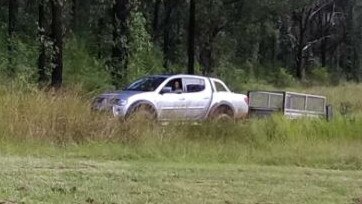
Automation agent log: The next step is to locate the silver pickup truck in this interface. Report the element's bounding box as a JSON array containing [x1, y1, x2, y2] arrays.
[[92, 74, 249, 121]]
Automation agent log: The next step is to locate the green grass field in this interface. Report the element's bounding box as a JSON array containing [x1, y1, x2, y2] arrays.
[[1, 155, 362, 204], [0, 84, 362, 203]]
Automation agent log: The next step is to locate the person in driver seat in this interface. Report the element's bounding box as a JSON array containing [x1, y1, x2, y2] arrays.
[[173, 80, 183, 93]]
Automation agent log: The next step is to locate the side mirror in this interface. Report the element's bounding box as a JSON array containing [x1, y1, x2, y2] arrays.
[[160, 87, 172, 94]]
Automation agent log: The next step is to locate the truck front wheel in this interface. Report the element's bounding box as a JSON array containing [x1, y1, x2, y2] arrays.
[[126, 104, 156, 122]]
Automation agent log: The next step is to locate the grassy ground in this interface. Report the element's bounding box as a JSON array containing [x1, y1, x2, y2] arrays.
[[0, 155, 361, 204], [0, 84, 362, 203]]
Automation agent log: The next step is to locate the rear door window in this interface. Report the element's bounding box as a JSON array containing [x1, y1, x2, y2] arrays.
[[214, 81, 228, 92], [183, 78, 206, 93]]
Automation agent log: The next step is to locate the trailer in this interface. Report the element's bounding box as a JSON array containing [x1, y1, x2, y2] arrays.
[[247, 91, 333, 120]]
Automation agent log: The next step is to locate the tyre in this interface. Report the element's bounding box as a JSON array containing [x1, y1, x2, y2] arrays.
[[210, 106, 234, 123], [127, 104, 156, 122]]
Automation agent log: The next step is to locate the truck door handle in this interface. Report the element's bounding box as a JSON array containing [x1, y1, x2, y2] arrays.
[[179, 98, 186, 101], [203, 97, 210, 100]]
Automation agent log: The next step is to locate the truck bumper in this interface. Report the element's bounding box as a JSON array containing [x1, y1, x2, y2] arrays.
[[112, 105, 127, 118]]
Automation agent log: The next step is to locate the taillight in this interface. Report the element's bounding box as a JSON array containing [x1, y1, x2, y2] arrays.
[[244, 97, 249, 105]]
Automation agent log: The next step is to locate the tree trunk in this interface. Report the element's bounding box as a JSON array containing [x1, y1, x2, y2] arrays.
[[200, 24, 223, 75], [50, 0, 63, 88], [8, 0, 18, 76], [153, 0, 161, 40], [296, 47, 306, 81], [163, 0, 172, 70], [272, 33, 277, 70], [38, 0, 47, 84], [187, 0, 195, 75], [200, 43, 213, 75], [71, 0, 77, 32], [97, 17, 104, 59], [349, 0, 362, 82], [354, 0, 362, 81], [321, 39, 327, 68], [112, 0, 130, 87], [295, 14, 307, 81]]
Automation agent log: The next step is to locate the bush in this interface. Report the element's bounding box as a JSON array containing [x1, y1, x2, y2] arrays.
[[216, 62, 249, 92], [310, 67, 330, 85], [270, 67, 295, 88], [63, 38, 113, 92], [127, 7, 164, 84]]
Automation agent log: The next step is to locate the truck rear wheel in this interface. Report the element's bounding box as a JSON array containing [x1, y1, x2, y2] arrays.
[[210, 106, 234, 122]]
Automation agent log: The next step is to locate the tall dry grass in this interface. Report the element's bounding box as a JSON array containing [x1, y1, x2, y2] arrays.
[[0, 84, 361, 169], [0, 86, 121, 144], [0, 84, 361, 143]]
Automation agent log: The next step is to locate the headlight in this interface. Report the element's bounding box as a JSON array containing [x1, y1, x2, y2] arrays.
[[110, 98, 127, 106], [119, 99, 128, 106]]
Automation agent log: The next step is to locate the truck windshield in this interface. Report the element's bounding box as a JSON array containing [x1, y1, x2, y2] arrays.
[[125, 76, 167, 92]]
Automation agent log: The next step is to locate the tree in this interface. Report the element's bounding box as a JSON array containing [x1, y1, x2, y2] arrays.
[[0, 0, 361, 86], [346, 0, 362, 81], [354, 0, 362, 81], [162, 0, 173, 70], [111, 0, 130, 87], [50, 0, 64, 88], [71, 0, 78, 31], [38, 0, 47, 84], [187, 0, 195, 74], [196, 0, 231, 75], [8, 0, 18, 76], [153, 0, 161, 40]]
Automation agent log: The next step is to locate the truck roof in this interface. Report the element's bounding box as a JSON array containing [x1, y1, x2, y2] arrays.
[[152, 74, 219, 80]]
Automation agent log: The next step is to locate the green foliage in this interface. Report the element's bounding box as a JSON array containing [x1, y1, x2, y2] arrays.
[[63, 38, 113, 92], [0, 28, 38, 88], [309, 67, 330, 86], [270, 67, 296, 88], [1, 0, 361, 88], [216, 61, 249, 92], [127, 8, 164, 83]]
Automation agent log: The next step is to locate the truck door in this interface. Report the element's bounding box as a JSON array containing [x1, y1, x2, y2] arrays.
[[182, 77, 212, 120], [157, 78, 187, 120]]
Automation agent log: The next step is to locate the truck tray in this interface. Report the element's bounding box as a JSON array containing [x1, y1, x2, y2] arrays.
[[247, 91, 333, 120]]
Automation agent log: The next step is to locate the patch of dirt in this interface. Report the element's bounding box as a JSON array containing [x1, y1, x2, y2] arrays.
[[354, 197, 362, 204], [0, 200, 17, 204]]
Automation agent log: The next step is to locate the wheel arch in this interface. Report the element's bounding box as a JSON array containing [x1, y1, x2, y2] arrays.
[[126, 100, 157, 118], [208, 102, 235, 118]]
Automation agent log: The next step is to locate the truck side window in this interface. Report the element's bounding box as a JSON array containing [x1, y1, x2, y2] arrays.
[[165, 78, 183, 93], [184, 78, 206, 93], [214, 81, 228, 92]]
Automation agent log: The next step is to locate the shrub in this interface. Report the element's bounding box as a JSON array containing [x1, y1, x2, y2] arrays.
[[63, 38, 113, 92], [270, 67, 295, 88], [310, 67, 330, 85], [127, 7, 164, 84]]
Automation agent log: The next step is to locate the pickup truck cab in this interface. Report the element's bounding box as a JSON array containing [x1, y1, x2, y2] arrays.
[[92, 74, 249, 121]]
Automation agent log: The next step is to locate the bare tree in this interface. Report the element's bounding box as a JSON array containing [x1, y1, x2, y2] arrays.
[[289, 0, 340, 80]]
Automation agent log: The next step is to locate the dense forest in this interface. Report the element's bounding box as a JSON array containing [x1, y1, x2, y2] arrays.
[[0, 0, 361, 90]]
